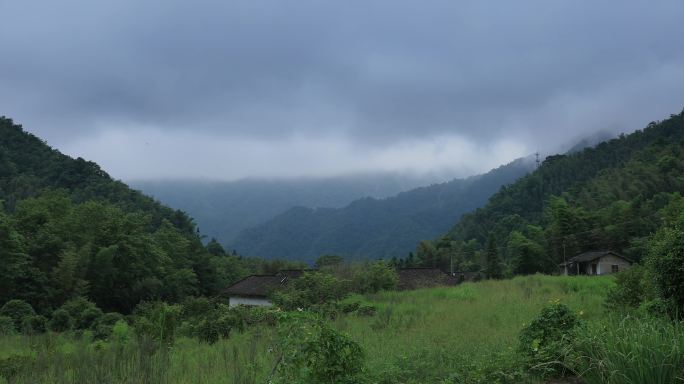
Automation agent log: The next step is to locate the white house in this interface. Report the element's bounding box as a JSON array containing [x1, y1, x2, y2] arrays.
[[223, 269, 311, 307], [559, 251, 633, 276]]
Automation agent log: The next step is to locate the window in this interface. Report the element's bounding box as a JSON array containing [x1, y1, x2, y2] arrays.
[[611, 265, 619, 273]]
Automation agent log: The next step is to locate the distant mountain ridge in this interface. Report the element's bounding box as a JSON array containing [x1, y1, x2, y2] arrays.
[[229, 157, 536, 262], [131, 173, 448, 244]]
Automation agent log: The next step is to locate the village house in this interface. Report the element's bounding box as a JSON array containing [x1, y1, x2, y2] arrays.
[[223, 269, 313, 307], [559, 250, 633, 276]]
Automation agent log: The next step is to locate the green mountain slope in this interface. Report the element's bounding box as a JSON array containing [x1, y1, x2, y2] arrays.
[[417, 109, 684, 274], [230, 158, 535, 262], [132, 173, 441, 244], [0, 117, 258, 314]]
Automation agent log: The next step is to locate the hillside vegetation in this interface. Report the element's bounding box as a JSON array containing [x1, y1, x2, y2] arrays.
[[407, 109, 684, 275], [231, 158, 534, 261], [133, 173, 441, 244], [0, 117, 301, 314]]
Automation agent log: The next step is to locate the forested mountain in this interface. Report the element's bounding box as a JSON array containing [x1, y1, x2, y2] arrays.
[[230, 158, 535, 262], [0, 117, 301, 315], [407, 109, 684, 276], [132, 173, 445, 245]]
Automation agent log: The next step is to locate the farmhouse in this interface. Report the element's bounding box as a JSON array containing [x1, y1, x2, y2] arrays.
[[223, 269, 315, 307], [559, 250, 633, 276], [397, 268, 460, 290]]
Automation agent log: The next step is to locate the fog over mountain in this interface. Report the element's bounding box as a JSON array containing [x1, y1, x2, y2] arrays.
[[2, 1, 683, 181]]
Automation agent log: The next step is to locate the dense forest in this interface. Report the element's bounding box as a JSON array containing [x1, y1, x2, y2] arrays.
[[0, 117, 302, 315], [230, 158, 534, 262], [405, 109, 684, 276]]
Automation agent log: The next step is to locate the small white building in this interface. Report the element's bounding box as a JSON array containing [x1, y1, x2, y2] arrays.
[[224, 275, 285, 307], [559, 251, 633, 276], [224, 270, 310, 307]]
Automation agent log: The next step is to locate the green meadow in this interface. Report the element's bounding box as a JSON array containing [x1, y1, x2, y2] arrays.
[[2, 275, 682, 383]]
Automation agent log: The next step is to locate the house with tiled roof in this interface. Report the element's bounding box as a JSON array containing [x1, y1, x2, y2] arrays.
[[223, 269, 313, 307], [559, 251, 633, 276]]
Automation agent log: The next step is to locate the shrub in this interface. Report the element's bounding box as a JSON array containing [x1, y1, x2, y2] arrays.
[[272, 272, 349, 310], [76, 307, 103, 330], [59, 298, 103, 330], [341, 301, 360, 313], [605, 265, 649, 310], [111, 320, 132, 343], [133, 301, 181, 345], [0, 355, 35, 382], [646, 222, 684, 316], [356, 305, 377, 316], [273, 312, 366, 384], [350, 262, 398, 294], [518, 301, 582, 378], [21, 315, 47, 334], [0, 300, 35, 330], [48, 309, 73, 332], [0, 316, 15, 335]]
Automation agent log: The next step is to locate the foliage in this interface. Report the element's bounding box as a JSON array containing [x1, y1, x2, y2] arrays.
[[93, 312, 125, 340], [133, 301, 181, 346], [518, 301, 583, 378], [0, 300, 35, 330], [350, 262, 398, 293], [571, 316, 684, 384], [0, 316, 15, 335], [605, 265, 650, 310], [48, 309, 73, 332], [271, 272, 349, 310], [406, 110, 684, 276], [20, 315, 47, 334], [230, 158, 533, 261], [645, 217, 684, 317], [273, 312, 366, 384], [484, 234, 503, 279]]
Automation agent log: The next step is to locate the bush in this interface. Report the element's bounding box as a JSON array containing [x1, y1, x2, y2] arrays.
[[60, 298, 103, 330], [272, 272, 349, 310], [341, 302, 360, 313], [518, 301, 582, 378], [0, 355, 35, 382], [605, 265, 649, 310], [356, 305, 377, 316], [273, 312, 366, 384], [21, 315, 47, 334], [646, 223, 684, 316], [0, 300, 35, 330], [48, 309, 73, 332], [133, 302, 180, 345], [111, 320, 132, 343], [350, 262, 398, 294], [0, 316, 15, 335]]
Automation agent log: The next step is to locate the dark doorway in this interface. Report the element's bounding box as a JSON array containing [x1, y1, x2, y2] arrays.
[[591, 264, 597, 275]]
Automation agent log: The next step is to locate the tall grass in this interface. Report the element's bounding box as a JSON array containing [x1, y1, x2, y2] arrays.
[[572, 316, 684, 384], [10, 274, 674, 383]]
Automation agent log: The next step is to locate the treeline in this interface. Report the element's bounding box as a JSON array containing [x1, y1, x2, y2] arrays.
[[0, 117, 303, 315], [230, 157, 533, 262], [401, 109, 684, 276]]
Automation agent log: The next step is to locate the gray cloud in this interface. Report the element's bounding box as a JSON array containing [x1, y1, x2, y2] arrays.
[[1, 0, 683, 180]]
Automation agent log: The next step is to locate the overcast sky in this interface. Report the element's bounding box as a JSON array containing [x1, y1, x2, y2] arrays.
[[1, 1, 683, 181]]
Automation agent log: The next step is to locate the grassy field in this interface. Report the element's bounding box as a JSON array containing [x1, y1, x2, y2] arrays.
[[3, 274, 679, 383]]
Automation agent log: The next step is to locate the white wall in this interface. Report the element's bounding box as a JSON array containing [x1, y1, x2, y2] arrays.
[[596, 254, 631, 275], [228, 296, 273, 307]]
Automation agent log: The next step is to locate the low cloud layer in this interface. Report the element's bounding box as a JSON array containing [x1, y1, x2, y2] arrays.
[[1, 1, 683, 180]]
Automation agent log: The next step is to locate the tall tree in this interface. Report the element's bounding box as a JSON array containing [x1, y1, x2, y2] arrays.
[[484, 234, 502, 279]]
